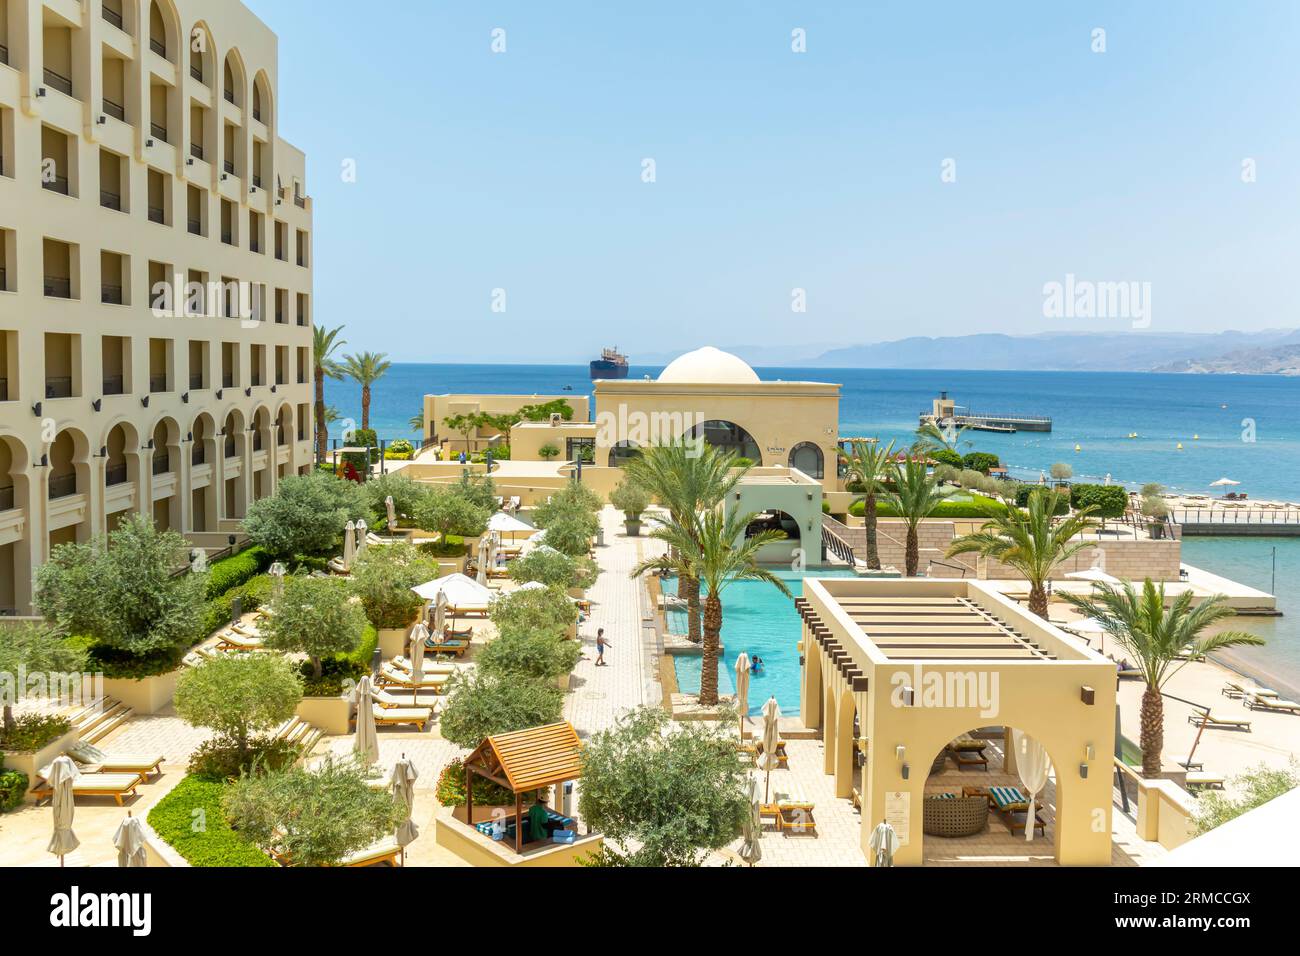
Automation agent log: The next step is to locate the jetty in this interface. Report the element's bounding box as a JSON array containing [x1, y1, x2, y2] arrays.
[[920, 391, 1052, 434]]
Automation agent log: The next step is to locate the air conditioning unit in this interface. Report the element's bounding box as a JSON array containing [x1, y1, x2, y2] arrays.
[[550, 413, 562, 426]]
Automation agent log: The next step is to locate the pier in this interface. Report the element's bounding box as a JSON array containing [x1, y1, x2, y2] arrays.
[[1170, 508, 1300, 537], [920, 392, 1053, 433]]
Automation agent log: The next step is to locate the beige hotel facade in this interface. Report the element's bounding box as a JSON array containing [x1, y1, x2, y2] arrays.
[[0, 0, 314, 615]]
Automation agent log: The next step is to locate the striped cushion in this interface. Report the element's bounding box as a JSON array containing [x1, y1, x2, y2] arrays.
[[926, 792, 958, 800], [989, 786, 1027, 809]]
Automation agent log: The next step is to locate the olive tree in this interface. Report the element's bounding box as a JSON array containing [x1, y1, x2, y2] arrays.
[[243, 472, 368, 559], [489, 586, 576, 636], [507, 548, 578, 590], [349, 543, 439, 629], [414, 486, 490, 542], [174, 654, 303, 760], [263, 575, 367, 678], [438, 671, 564, 750], [0, 622, 88, 734], [478, 629, 581, 683]]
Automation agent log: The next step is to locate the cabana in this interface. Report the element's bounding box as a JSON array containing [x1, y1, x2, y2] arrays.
[[462, 721, 583, 854]]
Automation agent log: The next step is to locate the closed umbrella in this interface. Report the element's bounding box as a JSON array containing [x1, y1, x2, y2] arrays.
[[269, 561, 287, 599], [475, 536, 489, 586], [408, 623, 428, 705], [868, 820, 899, 867], [356, 519, 369, 556], [385, 495, 398, 532], [391, 755, 420, 864], [760, 696, 782, 802], [113, 812, 148, 868], [432, 592, 448, 644], [737, 773, 762, 867], [734, 652, 752, 738], [342, 520, 356, 571], [46, 755, 81, 866], [1011, 729, 1052, 842], [352, 675, 379, 766]]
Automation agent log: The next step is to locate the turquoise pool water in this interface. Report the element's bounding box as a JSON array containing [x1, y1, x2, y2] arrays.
[[668, 569, 858, 715]]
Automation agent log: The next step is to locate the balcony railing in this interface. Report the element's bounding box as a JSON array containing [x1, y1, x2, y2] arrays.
[[101, 190, 122, 211], [43, 175, 70, 196], [44, 276, 72, 299], [150, 38, 167, 59], [0, 485, 14, 511], [102, 7, 124, 30], [0, 267, 7, 293], [253, 107, 262, 122], [43, 68, 73, 97], [148, 206, 165, 224], [190, 64, 204, 83], [252, 434, 264, 453], [224, 439, 237, 459], [224, 88, 235, 104], [223, 159, 235, 175], [150, 122, 168, 143], [105, 463, 128, 487], [103, 98, 125, 121], [152, 455, 170, 476], [192, 445, 207, 466], [250, 239, 261, 254], [275, 311, 285, 325], [149, 373, 169, 393], [48, 474, 77, 500], [0, 44, 9, 66], [222, 373, 234, 388], [188, 218, 202, 236], [252, 174, 263, 189], [190, 143, 204, 160], [45, 377, 73, 399], [0, 376, 7, 401], [101, 284, 123, 305], [222, 231, 233, 245], [102, 375, 125, 395]]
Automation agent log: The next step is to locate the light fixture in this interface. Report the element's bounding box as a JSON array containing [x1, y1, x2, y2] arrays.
[[31, 402, 42, 417], [97, 115, 106, 125], [146, 138, 155, 148], [901, 686, 915, 707], [144, 439, 155, 450], [37, 87, 47, 98], [1080, 685, 1095, 706], [1079, 763, 1089, 779], [91, 399, 102, 412], [39, 454, 49, 467], [895, 745, 906, 761], [181, 392, 190, 404], [215, 389, 223, 400], [901, 763, 910, 780], [141, 396, 150, 408], [96, 446, 107, 458], [185, 432, 193, 443], [1085, 744, 1095, 761], [244, 387, 252, 397]]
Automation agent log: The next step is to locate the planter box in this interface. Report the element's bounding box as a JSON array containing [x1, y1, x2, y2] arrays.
[[377, 625, 414, 660], [2, 729, 81, 799], [296, 695, 351, 736], [104, 671, 179, 715]]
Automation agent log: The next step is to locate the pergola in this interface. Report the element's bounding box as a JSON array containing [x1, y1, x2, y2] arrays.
[[463, 721, 583, 854]]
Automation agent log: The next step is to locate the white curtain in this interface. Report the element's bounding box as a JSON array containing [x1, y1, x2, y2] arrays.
[[1011, 730, 1052, 842]]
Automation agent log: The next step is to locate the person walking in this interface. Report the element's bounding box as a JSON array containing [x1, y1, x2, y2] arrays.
[[595, 628, 611, 666]]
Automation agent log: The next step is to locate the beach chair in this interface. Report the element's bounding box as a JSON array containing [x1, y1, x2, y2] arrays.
[[390, 655, 455, 675], [216, 630, 263, 651], [1222, 681, 1248, 699], [373, 687, 444, 710], [1185, 772, 1225, 791], [425, 637, 472, 658], [979, 785, 1047, 837], [767, 784, 817, 835], [1187, 712, 1252, 732], [31, 771, 143, 807], [1170, 754, 1203, 772], [447, 603, 491, 618], [343, 838, 404, 867], [1245, 696, 1300, 714], [377, 663, 451, 690], [66, 742, 164, 783], [370, 704, 431, 730]]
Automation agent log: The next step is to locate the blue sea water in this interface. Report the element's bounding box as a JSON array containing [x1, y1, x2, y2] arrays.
[[326, 363, 1300, 695]]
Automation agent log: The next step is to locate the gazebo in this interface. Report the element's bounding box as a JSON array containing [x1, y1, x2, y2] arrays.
[[463, 721, 583, 854]]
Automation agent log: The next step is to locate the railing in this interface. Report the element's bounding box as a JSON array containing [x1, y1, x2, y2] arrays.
[[100, 190, 122, 211], [0, 43, 8, 66], [222, 231, 233, 245], [43, 68, 73, 97], [0, 376, 7, 401], [275, 311, 285, 324], [48, 473, 77, 500], [0, 267, 6, 292], [190, 64, 204, 83], [150, 38, 167, 59], [43, 175, 70, 196], [150, 122, 168, 143], [101, 284, 123, 305], [822, 522, 857, 567], [277, 428, 288, 447], [192, 445, 207, 466], [294, 194, 306, 209], [253, 106, 262, 122], [102, 375, 125, 395], [223, 159, 235, 175], [252, 433, 264, 452], [44, 276, 72, 298], [0, 485, 14, 511], [149, 373, 169, 393], [188, 218, 202, 236], [190, 143, 204, 160], [105, 463, 128, 487], [224, 88, 235, 105], [190, 373, 204, 390], [152, 455, 170, 476], [103, 98, 125, 121], [252, 174, 263, 189], [148, 206, 165, 224], [250, 239, 261, 254], [1171, 508, 1300, 526], [222, 373, 234, 388], [102, 6, 125, 29], [926, 558, 971, 579]]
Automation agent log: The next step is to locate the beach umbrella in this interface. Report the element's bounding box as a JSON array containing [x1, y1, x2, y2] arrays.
[[46, 756, 81, 866], [734, 652, 752, 738], [408, 623, 428, 704], [342, 520, 356, 571], [352, 675, 379, 767], [391, 755, 420, 864], [432, 591, 448, 642], [759, 696, 782, 802], [488, 511, 535, 539], [1011, 729, 1052, 842], [268, 561, 287, 599], [868, 820, 899, 867], [737, 773, 763, 867], [356, 519, 369, 556], [412, 573, 492, 637], [385, 495, 398, 532], [1061, 615, 1109, 653], [113, 812, 148, 868], [1209, 477, 1241, 487], [475, 536, 489, 586]]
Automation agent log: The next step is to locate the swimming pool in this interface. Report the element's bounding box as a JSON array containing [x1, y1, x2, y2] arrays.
[[667, 568, 858, 715]]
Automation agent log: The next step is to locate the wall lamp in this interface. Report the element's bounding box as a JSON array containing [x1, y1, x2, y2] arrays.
[[92, 399, 102, 412], [181, 392, 190, 404], [39, 454, 49, 467], [215, 389, 223, 400], [95, 446, 108, 458], [244, 387, 252, 397], [1080, 685, 1096, 705], [32, 402, 42, 417], [141, 396, 150, 408]]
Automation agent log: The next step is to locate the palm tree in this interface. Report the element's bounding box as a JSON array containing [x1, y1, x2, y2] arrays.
[[409, 410, 426, 436], [1064, 580, 1264, 777], [915, 420, 969, 455], [623, 441, 743, 645], [312, 325, 346, 462], [881, 453, 947, 576], [841, 439, 895, 570], [340, 351, 392, 432], [946, 488, 1098, 618], [635, 509, 790, 706]]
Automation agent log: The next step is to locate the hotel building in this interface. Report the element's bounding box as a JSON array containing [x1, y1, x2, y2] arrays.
[[0, 0, 314, 615]]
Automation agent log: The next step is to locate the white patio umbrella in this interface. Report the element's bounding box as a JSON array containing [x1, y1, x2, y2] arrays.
[[1061, 615, 1109, 652], [391, 755, 420, 864], [1011, 729, 1052, 842], [868, 819, 899, 867], [488, 511, 535, 539], [113, 812, 148, 868], [759, 696, 782, 802], [46, 755, 81, 866], [412, 574, 493, 636], [734, 652, 752, 738], [1065, 567, 1121, 585], [737, 773, 763, 867], [385, 495, 398, 532], [342, 520, 356, 571], [475, 536, 489, 586], [352, 675, 379, 767], [432, 591, 449, 643], [407, 623, 428, 705], [1210, 477, 1241, 487]]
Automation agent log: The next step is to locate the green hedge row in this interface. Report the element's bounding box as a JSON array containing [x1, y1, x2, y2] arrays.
[[204, 546, 272, 601], [849, 495, 1007, 519], [1014, 486, 1071, 514], [1070, 483, 1129, 518], [0, 757, 27, 813], [147, 774, 275, 867]]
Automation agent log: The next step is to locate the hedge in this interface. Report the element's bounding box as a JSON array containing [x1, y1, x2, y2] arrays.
[[849, 495, 1008, 519], [1014, 486, 1071, 515], [1070, 483, 1129, 519], [0, 759, 26, 813], [204, 546, 272, 601], [147, 774, 276, 867], [929, 449, 964, 469], [961, 452, 1001, 474]]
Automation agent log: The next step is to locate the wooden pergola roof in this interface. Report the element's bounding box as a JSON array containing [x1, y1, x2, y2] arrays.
[[464, 721, 583, 793]]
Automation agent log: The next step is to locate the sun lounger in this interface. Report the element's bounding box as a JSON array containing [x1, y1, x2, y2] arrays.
[[390, 655, 455, 675], [370, 704, 431, 730], [216, 630, 263, 651], [32, 772, 142, 807], [1245, 696, 1300, 714], [66, 743, 164, 783], [948, 749, 989, 771], [1222, 681, 1248, 699], [972, 785, 1046, 836], [424, 637, 472, 658], [373, 688, 444, 710], [947, 734, 987, 752], [1185, 772, 1225, 791], [740, 740, 788, 768], [1187, 712, 1252, 731], [1170, 755, 1203, 771], [343, 838, 404, 867], [377, 664, 451, 690], [762, 784, 816, 834]]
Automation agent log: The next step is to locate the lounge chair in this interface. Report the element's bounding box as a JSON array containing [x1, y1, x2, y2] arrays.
[[740, 740, 788, 768], [32, 772, 142, 807], [343, 838, 404, 867], [948, 748, 989, 771], [447, 604, 490, 618], [947, 734, 987, 752], [1185, 772, 1225, 791], [1222, 681, 1248, 699], [376, 664, 451, 690], [373, 687, 444, 710], [216, 630, 263, 651], [1170, 754, 1204, 771], [1245, 696, 1300, 714], [1187, 712, 1252, 731], [971, 785, 1046, 837], [370, 705, 431, 730], [762, 784, 816, 835], [424, 637, 472, 658], [66, 742, 164, 783], [390, 655, 455, 675]]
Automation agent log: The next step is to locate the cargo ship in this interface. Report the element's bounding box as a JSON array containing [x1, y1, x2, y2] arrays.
[[589, 346, 629, 380]]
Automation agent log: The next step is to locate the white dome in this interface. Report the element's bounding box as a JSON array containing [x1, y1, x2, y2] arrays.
[[657, 346, 760, 384]]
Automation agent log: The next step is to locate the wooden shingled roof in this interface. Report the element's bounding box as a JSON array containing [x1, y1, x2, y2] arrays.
[[464, 721, 583, 792]]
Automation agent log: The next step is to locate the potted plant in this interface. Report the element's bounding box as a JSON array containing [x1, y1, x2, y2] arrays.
[[1140, 495, 1170, 538], [609, 480, 651, 536], [538, 443, 561, 461]]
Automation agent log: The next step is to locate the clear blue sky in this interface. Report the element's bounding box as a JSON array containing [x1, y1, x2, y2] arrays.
[[248, 0, 1300, 363]]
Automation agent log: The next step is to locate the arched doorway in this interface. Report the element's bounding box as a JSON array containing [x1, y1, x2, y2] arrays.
[[46, 427, 91, 549], [222, 408, 248, 518], [190, 413, 218, 532], [788, 441, 825, 479], [607, 440, 641, 468], [687, 420, 761, 463], [0, 434, 32, 614]]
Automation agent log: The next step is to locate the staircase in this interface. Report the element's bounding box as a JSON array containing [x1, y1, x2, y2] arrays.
[[68, 696, 134, 744], [273, 716, 324, 756]]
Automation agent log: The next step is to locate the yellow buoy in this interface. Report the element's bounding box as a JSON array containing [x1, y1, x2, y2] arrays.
[[1074, 444, 1081, 452], [1176, 442, 1184, 450], [1193, 434, 1199, 440]]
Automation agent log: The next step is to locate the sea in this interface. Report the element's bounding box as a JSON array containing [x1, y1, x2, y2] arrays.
[[326, 364, 1300, 696]]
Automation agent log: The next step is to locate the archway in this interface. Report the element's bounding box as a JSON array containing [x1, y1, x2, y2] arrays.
[[607, 439, 642, 468], [223, 49, 246, 106], [189, 22, 215, 86], [221, 408, 248, 518], [788, 441, 824, 480], [148, 0, 180, 62], [687, 420, 761, 463], [46, 426, 91, 548], [190, 412, 218, 531], [0, 434, 32, 614], [744, 510, 800, 545], [150, 417, 182, 530]]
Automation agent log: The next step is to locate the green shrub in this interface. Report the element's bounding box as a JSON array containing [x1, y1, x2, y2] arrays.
[[478, 628, 582, 682], [350, 543, 440, 629], [1070, 484, 1128, 519], [490, 586, 577, 635], [540, 517, 595, 556], [85, 642, 190, 681], [298, 624, 375, 696], [0, 713, 71, 752], [1194, 761, 1299, 835], [244, 472, 369, 560], [849, 494, 1008, 519], [341, 428, 380, 472], [204, 546, 272, 600], [435, 757, 516, 807], [187, 736, 301, 779], [929, 449, 964, 469], [174, 654, 304, 757], [263, 575, 368, 678], [438, 671, 565, 750], [539, 443, 560, 460], [387, 439, 414, 457], [0, 762, 27, 812], [608, 480, 651, 519], [363, 472, 432, 529], [961, 451, 1000, 474], [508, 548, 578, 589], [417, 537, 468, 559], [148, 774, 277, 867], [1014, 486, 1071, 515]]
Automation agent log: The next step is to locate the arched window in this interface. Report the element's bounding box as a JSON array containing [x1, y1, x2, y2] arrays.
[[687, 420, 761, 464], [744, 510, 800, 543], [607, 440, 642, 468], [788, 441, 824, 479]]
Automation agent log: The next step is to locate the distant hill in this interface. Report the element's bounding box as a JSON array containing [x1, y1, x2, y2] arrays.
[[1154, 342, 1300, 376]]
